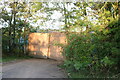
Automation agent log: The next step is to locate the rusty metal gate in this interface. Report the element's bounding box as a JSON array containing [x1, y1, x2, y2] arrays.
[[28, 32, 67, 60]]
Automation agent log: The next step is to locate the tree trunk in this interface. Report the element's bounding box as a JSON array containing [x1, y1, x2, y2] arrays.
[[13, 2, 16, 48], [8, 13, 13, 54]]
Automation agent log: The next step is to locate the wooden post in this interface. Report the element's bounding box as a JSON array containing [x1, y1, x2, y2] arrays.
[[47, 33, 50, 58]]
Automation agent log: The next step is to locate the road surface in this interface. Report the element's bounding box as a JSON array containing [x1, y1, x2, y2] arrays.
[[2, 59, 66, 78]]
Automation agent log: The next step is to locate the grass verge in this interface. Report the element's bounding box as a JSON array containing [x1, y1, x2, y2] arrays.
[[1, 55, 31, 63]]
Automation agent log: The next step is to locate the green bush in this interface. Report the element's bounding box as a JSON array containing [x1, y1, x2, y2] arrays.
[[63, 19, 120, 77]]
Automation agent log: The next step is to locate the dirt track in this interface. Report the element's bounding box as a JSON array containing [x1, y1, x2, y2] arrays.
[[2, 59, 66, 78]]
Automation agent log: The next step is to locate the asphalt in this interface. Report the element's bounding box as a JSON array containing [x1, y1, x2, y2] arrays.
[[2, 59, 67, 78]]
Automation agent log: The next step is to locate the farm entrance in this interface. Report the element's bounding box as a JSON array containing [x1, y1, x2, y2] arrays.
[[28, 32, 66, 60]]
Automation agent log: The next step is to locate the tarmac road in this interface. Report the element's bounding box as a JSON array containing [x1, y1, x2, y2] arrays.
[[2, 59, 66, 78]]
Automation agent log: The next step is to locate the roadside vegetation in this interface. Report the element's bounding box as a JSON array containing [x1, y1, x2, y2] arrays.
[[61, 2, 120, 78], [2, 55, 31, 63], [62, 19, 120, 78]]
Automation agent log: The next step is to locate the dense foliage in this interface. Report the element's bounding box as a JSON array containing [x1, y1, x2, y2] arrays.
[[59, 2, 120, 78], [63, 19, 120, 78], [2, 20, 30, 56]]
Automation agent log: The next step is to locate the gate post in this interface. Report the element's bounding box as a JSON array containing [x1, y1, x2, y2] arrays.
[[47, 33, 50, 58]]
